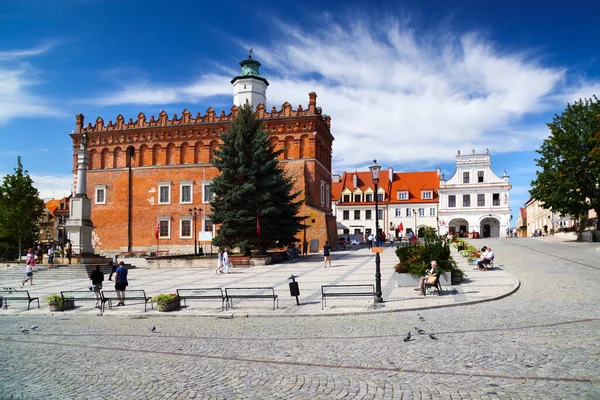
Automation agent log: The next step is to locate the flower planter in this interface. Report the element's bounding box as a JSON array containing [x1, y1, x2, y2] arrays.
[[48, 299, 74, 311], [451, 271, 462, 285], [157, 297, 180, 312]]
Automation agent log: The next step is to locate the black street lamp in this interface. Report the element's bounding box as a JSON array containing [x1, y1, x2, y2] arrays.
[[188, 207, 201, 255], [369, 159, 383, 303]]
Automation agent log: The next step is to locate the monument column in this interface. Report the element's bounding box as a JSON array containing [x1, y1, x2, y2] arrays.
[[64, 131, 95, 257]]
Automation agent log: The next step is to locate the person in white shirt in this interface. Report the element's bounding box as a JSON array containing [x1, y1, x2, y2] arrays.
[[222, 249, 230, 274], [477, 247, 495, 270]]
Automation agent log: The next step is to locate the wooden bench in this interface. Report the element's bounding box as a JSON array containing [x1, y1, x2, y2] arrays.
[[225, 287, 278, 311], [321, 284, 376, 309], [230, 256, 251, 267], [176, 288, 225, 311], [101, 289, 153, 311], [60, 290, 105, 312], [0, 289, 40, 311]]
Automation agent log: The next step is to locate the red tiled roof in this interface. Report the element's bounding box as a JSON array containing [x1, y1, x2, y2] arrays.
[[335, 170, 439, 204]]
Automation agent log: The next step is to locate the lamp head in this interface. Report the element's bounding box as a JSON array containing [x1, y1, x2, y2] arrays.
[[369, 159, 381, 184]]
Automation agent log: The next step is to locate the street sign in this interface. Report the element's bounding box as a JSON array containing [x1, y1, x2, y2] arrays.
[[372, 247, 383, 253]]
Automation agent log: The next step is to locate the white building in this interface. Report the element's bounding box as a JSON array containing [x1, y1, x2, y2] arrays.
[[438, 150, 511, 238]]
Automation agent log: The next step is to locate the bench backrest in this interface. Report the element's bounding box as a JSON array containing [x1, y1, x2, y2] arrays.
[[321, 285, 375, 295], [102, 289, 148, 299], [225, 287, 275, 296], [0, 290, 32, 299], [177, 288, 224, 298], [61, 290, 99, 301]]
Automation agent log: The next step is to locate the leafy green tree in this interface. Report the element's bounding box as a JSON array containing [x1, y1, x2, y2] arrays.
[[0, 157, 45, 258], [531, 96, 600, 232], [209, 103, 304, 255]]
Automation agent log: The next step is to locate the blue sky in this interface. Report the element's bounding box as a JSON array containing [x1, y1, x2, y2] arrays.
[[1, 0, 599, 225]]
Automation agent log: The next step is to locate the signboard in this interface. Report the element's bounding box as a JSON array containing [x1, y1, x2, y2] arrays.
[[371, 247, 383, 253], [199, 232, 213, 242]]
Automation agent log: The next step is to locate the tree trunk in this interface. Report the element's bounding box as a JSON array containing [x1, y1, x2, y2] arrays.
[[18, 237, 22, 261]]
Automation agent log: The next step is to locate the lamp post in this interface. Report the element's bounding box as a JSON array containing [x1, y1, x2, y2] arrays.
[[413, 208, 417, 239], [369, 159, 383, 303], [188, 207, 201, 255]]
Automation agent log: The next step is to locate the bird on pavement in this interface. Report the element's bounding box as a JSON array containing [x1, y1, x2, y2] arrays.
[[415, 327, 426, 334], [30, 325, 39, 330], [418, 314, 425, 321], [403, 331, 412, 342], [150, 326, 156, 332], [19, 327, 29, 333], [429, 333, 437, 340]]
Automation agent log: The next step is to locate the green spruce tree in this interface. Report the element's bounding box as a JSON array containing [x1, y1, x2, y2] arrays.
[[210, 102, 304, 255], [0, 157, 45, 259]]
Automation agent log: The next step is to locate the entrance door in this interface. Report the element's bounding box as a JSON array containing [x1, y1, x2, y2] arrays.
[[459, 225, 467, 237], [483, 224, 490, 238]]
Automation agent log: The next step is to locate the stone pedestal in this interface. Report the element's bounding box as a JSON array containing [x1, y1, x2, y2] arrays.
[[65, 195, 95, 256]]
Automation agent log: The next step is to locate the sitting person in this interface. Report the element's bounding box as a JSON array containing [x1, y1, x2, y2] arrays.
[[477, 247, 494, 270], [415, 260, 440, 295]]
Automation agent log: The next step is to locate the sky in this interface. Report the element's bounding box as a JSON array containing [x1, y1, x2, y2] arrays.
[[1, 0, 599, 225]]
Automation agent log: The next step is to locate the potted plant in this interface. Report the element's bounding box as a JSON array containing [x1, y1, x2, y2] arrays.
[[44, 293, 74, 311], [152, 293, 180, 312]]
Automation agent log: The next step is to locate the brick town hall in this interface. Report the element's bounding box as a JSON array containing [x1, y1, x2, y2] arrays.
[[70, 55, 337, 254]]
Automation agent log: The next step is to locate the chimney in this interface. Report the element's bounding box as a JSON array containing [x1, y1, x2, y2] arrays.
[[353, 173, 358, 189], [389, 167, 393, 184]]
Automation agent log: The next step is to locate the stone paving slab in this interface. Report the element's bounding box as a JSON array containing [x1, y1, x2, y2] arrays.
[[0, 244, 519, 318]]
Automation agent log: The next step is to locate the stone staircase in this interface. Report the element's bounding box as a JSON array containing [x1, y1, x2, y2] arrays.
[[0, 263, 137, 283]]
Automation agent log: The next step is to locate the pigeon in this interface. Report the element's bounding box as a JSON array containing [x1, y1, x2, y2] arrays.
[[429, 333, 437, 340], [19, 327, 29, 333], [403, 331, 412, 342], [415, 327, 426, 334], [150, 326, 156, 332], [30, 325, 39, 330], [418, 314, 425, 321]]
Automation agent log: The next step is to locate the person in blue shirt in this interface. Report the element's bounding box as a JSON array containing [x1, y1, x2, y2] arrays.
[[114, 262, 128, 306]]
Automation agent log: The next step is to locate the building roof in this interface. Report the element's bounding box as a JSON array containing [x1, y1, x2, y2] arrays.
[[45, 199, 60, 214], [389, 171, 439, 204], [334, 169, 439, 205]]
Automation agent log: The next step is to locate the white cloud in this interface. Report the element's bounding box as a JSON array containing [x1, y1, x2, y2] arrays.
[[91, 15, 600, 172], [0, 45, 60, 124], [30, 173, 72, 200]]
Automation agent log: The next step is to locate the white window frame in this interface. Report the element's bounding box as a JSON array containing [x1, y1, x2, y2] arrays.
[[395, 208, 402, 217], [421, 190, 433, 200], [406, 208, 412, 217], [203, 182, 214, 203], [397, 191, 409, 200], [158, 182, 171, 205], [418, 208, 425, 217], [203, 217, 213, 233], [354, 210, 361, 220], [95, 185, 107, 205], [325, 185, 330, 208], [343, 210, 350, 220], [180, 181, 193, 204], [158, 217, 170, 239], [320, 181, 325, 205], [180, 216, 192, 239], [429, 208, 436, 216], [377, 209, 383, 220]]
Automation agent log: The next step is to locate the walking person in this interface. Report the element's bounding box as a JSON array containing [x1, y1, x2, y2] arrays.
[[114, 261, 128, 306], [216, 249, 224, 274], [367, 234, 373, 249], [22, 249, 35, 287], [89, 264, 104, 309], [303, 240, 309, 256], [66, 240, 72, 264], [323, 241, 331, 268], [222, 249, 230, 274], [108, 254, 118, 280], [47, 246, 55, 270]]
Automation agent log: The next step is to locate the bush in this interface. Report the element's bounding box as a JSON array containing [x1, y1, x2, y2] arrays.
[[152, 293, 178, 305], [395, 233, 458, 278]]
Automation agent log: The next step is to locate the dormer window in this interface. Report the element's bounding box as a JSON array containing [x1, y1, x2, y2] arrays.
[[421, 190, 433, 200], [354, 194, 361, 202], [343, 195, 350, 203], [365, 194, 373, 202], [397, 191, 409, 200]]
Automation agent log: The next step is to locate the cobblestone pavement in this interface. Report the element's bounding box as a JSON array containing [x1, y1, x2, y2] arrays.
[[1, 238, 599, 399]]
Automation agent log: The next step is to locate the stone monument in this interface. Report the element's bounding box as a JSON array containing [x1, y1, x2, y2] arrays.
[[64, 130, 97, 261]]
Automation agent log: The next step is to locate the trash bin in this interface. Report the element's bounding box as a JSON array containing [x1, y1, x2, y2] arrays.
[[288, 275, 300, 305], [289, 281, 300, 297]]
